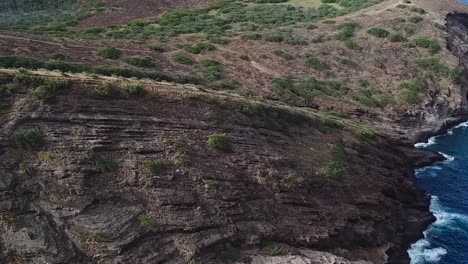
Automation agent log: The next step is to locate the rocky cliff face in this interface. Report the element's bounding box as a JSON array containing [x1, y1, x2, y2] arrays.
[[447, 12, 468, 108], [0, 74, 439, 264]]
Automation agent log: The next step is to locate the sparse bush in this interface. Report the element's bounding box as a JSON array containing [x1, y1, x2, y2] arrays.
[[200, 60, 223, 81], [416, 57, 463, 83], [13, 127, 45, 149], [335, 21, 360, 41], [281, 173, 304, 189], [126, 56, 155, 68], [185, 43, 216, 54], [242, 33, 262, 40], [409, 15, 423, 23], [171, 52, 193, 65], [90, 82, 117, 97], [323, 144, 346, 181], [125, 84, 146, 96], [345, 40, 361, 50], [149, 44, 165, 52], [33, 79, 71, 104], [389, 33, 407, 42], [89, 153, 117, 173], [265, 33, 284, 43], [207, 134, 233, 152], [145, 159, 171, 174], [400, 79, 427, 104], [204, 179, 220, 191], [97, 47, 122, 59], [412, 37, 441, 54], [410, 6, 426, 14], [273, 50, 294, 60], [367, 27, 389, 38], [240, 54, 250, 61], [305, 56, 328, 71], [137, 214, 155, 227]]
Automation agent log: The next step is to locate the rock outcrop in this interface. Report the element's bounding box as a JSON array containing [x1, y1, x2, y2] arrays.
[[0, 76, 436, 263]]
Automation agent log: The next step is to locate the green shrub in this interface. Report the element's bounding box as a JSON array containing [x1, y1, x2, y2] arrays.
[[409, 15, 423, 23], [396, 4, 408, 8], [208, 36, 230, 44], [137, 214, 155, 227], [89, 153, 117, 173], [51, 54, 66, 61], [204, 179, 220, 191], [345, 40, 361, 50], [415, 57, 463, 83], [265, 33, 284, 43], [200, 60, 223, 81], [305, 56, 328, 71], [171, 52, 193, 65], [410, 6, 426, 14], [13, 127, 45, 149], [367, 27, 389, 38], [149, 44, 165, 52], [185, 43, 216, 54], [400, 79, 426, 104], [412, 37, 441, 54], [273, 50, 294, 60], [145, 160, 171, 174], [389, 33, 407, 42], [336, 57, 358, 68], [125, 84, 146, 96], [33, 79, 72, 104], [90, 82, 116, 97], [97, 47, 122, 59], [403, 25, 414, 36], [240, 54, 250, 61], [335, 21, 360, 41], [434, 22, 446, 30], [207, 134, 233, 152], [126, 56, 155, 68], [323, 144, 346, 181], [242, 33, 262, 40]]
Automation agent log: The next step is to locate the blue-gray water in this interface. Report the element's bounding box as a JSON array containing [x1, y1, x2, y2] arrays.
[[461, 0, 468, 4], [408, 122, 468, 263]]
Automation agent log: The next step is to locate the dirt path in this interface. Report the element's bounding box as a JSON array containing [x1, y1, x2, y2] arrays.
[[0, 33, 150, 53]]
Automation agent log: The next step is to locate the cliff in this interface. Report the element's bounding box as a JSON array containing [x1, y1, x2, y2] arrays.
[[0, 0, 468, 263]]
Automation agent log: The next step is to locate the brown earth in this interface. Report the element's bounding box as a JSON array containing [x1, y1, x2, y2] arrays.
[[77, 0, 216, 29]]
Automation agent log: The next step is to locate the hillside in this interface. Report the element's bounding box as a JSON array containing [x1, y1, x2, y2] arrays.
[[0, 0, 467, 263]]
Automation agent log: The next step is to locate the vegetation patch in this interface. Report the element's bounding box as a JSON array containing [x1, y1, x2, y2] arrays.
[[273, 50, 294, 60], [145, 160, 171, 174], [322, 144, 346, 181], [200, 60, 223, 82], [400, 78, 427, 104], [171, 52, 194, 65], [185, 43, 216, 54], [415, 57, 463, 83], [90, 82, 117, 97], [126, 56, 155, 68], [97, 47, 122, 60], [304, 55, 328, 71], [335, 21, 360, 41], [207, 134, 234, 152], [412, 37, 441, 54], [13, 127, 45, 150], [89, 153, 117, 173], [367, 27, 389, 38], [33, 79, 72, 104], [271, 77, 348, 106], [125, 84, 146, 96]]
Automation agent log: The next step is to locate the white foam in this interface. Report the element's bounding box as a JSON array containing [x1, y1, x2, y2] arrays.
[[439, 152, 455, 163], [415, 137, 437, 148], [408, 239, 447, 264], [453, 121, 468, 129], [409, 196, 468, 263]]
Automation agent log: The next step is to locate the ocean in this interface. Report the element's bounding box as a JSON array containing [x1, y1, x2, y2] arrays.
[[408, 122, 468, 263]]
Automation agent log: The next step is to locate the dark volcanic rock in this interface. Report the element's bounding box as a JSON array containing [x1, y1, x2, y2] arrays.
[[0, 78, 439, 263]]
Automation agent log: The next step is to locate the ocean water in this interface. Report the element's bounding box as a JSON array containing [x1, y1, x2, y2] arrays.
[[409, 122, 468, 264]]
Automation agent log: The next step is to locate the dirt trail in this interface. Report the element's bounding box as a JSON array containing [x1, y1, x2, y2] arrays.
[[0, 33, 150, 53]]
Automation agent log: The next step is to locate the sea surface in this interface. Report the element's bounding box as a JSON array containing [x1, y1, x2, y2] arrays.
[[408, 122, 468, 264]]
